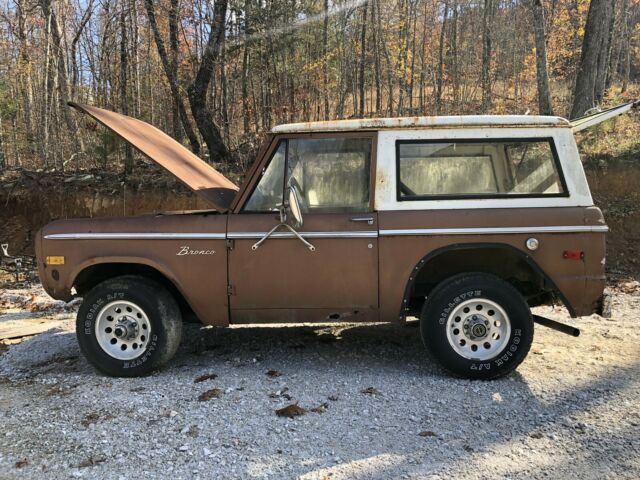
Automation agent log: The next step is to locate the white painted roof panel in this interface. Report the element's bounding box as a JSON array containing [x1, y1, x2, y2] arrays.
[[272, 115, 571, 133]]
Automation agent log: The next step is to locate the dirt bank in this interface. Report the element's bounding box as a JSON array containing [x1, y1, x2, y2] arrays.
[[2, 165, 639, 280]]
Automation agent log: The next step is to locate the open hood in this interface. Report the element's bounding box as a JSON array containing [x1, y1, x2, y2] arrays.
[[570, 100, 639, 132], [69, 102, 238, 212]]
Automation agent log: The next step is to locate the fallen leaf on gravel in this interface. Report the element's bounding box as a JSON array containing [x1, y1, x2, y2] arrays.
[[269, 387, 290, 399], [418, 431, 437, 437], [194, 373, 218, 383], [78, 456, 106, 468], [266, 370, 282, 378], [276, 404, 306, 418], [529, 431, 544, 439], [46, 385, 74, 397], [310, 402, 329, 414], [81, 412, 100, 427], [130, 386, 146, 392], [15, 459, 28, 468], [361, 387, 380, 395], [199, 389, 222, 401]]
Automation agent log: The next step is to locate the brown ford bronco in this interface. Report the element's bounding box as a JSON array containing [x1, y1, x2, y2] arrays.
[[37, 102, 634, 379]]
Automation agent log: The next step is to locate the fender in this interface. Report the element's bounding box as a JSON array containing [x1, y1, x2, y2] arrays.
[[399, 242, 577, 319], [69, 255, 201, 316]]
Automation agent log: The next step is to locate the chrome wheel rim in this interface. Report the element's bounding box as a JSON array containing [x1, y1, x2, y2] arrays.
[[95, 300, 151, 360], [445, 298, 511, 361]]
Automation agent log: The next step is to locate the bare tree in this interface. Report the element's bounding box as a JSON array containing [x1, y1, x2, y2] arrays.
[[436, 0, 449, 114], [358, 0, 368, 117], [119, 9, 133, 174], [143, 0, 200, 153], [571, 0, 615, 118], [531, 0, 554, 115], [481, 0, 495, 113], [186, 0, 229, 162]]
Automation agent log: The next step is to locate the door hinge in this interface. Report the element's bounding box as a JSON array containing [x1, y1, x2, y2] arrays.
[[226, 239, 234, 250], [227, 284, 236, 296]]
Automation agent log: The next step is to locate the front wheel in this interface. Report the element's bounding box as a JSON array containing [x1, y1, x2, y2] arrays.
[[420, 273, 534, 380], [76, 275, 182, 377]]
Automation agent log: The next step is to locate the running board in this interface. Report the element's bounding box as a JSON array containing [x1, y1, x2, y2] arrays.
[[533, 315, 580, 337]]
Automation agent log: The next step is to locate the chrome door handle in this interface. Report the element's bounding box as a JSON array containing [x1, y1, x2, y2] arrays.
[[350, 217, 374, 225]]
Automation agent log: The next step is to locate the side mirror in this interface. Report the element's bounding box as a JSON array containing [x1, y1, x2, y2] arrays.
[[287, 186, 304, 228]]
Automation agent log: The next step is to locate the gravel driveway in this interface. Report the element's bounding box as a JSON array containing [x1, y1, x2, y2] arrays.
[[0, 284, 639, 479]]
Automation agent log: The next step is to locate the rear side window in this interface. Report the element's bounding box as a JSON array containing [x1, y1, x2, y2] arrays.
[[396, 139, 567, 200]]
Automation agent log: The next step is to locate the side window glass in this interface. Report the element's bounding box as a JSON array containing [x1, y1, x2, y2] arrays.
[[397, 139, 565, 199], [243, 142, 286, 212], [286, 138, 371, 213]]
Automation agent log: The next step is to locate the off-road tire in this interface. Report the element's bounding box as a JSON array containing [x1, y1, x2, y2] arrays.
[[420, 273, 534, 380], [76, 275, 182, 377]]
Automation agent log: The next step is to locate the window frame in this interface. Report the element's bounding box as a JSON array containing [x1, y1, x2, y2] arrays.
[[236, 131, 378, 214], [240, 140, 288, 214], [395, 137, 570, 201]]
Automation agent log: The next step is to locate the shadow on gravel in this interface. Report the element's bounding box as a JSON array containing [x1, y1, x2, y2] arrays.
[[178, 321, 447, 377]]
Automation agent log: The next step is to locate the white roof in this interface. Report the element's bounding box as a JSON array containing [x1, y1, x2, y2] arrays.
[[272, 115, 571, 133]]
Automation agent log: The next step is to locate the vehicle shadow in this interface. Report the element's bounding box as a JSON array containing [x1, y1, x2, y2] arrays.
[[178, 321, 447, 378], [177, 323, 639, 479]]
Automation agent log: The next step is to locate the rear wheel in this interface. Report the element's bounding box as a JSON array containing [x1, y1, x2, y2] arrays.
[[420, 273, 533, 380], [77, 275, 182, 377]]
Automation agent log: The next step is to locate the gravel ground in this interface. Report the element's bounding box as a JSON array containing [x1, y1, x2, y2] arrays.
[[0, 283, 639, 479]]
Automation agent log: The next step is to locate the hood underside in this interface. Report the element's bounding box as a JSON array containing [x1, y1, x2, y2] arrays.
[[69, 102, 238, 212]]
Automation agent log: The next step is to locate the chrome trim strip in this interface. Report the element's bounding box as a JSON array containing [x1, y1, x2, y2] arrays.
[[379, 225, 609, 236], [227, 231, 378, 239], [44, 233, 227, 240], [44, 225, 607, 240]]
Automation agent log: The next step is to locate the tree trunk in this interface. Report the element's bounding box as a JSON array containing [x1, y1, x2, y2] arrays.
[[531, 0, 554, 115], [0, 116, 6, 170], [570, 0, 614, 118], [16, 0, 35, 153], [358, 1, 368, 117], [187, 0, 230, 163], [452, 0, 459, 107], [481, 0, 494, 113], [594, 0, 616, 102], [120, 10, 133, 174], [242, 0, 251, 134], [143, 0, 200, 153], [169, 0, 182, 140], [39, 0, 76, 141], [323, 0, 330, 118], [436, 0, 449, 114]]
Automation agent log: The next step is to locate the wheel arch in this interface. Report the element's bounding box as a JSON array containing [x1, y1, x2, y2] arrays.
[[400, 242, 576, 319], [71, 258, 197, 321]]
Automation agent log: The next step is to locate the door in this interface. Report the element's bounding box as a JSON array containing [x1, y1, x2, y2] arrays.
[[228, 134, 379, 323]]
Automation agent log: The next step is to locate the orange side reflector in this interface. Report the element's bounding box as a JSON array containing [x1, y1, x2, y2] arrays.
[[46, 256, 65, 265]]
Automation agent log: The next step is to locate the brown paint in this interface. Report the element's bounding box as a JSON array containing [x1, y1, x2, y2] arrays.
[[38, 105, 607, 327], [69, 103, 238, 210]]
